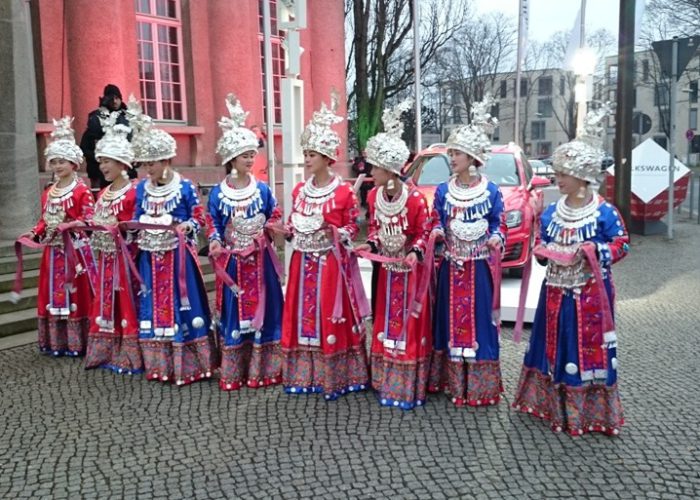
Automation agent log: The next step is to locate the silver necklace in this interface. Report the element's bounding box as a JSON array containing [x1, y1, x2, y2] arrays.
[[375, 184, 408, 218], [446, 175, 488, 207], [554, 195, 598, 223]]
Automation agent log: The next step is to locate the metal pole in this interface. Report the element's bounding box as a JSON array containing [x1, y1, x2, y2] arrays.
[[413, 0, 422, 152], [262, 0, 276, 191], [667, 36, 678, 239], [689, 171, 694, 220], [575, 0, 587, 136], [614, 0, 634, 228], [514, 0, 524, 144]]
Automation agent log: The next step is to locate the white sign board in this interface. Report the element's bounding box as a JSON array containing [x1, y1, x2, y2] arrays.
[[607, 138, 690, 203]]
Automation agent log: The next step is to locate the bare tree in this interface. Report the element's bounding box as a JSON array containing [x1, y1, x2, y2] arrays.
[[645, 0, 700, 38], [347, 0, 467, 152], [431, 12, 516, 132]]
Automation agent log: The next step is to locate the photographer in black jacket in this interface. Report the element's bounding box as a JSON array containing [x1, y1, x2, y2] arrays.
[[80, 84, 132, 189]]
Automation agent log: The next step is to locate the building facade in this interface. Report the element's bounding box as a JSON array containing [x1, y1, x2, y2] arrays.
[[440, 67, 577, 158], [602, 50, 699, 166], [28, 0, 348, 181]]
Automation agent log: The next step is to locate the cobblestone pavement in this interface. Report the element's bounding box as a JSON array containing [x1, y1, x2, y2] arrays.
[[1, 218, 699, 500]]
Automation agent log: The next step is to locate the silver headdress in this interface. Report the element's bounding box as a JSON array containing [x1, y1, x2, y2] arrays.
[[446, 94, 498, 165], [95, 110, 134, 167], [365, 99, 413, 175], [44, 116, 84, 166], [216, 94, 259, 166], [300, 91, 343, 160], [126, 94, 176, 163], [552, 104, 610, 185]]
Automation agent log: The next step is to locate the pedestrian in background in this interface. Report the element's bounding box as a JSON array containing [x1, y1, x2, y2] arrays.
[[512, 107, 629, 436], [80, 84, 131, 189]]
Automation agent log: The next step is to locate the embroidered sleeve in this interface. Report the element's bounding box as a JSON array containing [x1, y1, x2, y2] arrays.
[[31, 191, 48, 238], [184, 182, 205, 235], [408, 191, 430, 256], [488, 186, 506, 245], [433, 185, 446, 231], [78, 187, 95, 222], [265, 185, 282, 224], [133, 183, 145, 221], [205, 187, 224, 243], [598, 205, 629, 266], [365, 189, 379, 249], [338, 186, 360, 243]]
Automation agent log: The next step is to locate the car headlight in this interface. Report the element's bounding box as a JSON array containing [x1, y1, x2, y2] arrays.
[[505, 210, 523, 228]]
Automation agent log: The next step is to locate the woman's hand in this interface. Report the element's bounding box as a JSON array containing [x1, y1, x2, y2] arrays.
[[486, 235, 502, 252], [209, 240, 224, 258], [176, 222, 193, 234], [354, 243, 372, 253], [403, 251, 418, 267]]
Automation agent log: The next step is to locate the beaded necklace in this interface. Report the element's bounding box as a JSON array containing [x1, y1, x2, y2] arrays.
[[547, 194, 599, 245], [218, 173, 262, 217], [294, 174, 340, 215], [142, 171, 182, 215], [445, 175, 491, 221]]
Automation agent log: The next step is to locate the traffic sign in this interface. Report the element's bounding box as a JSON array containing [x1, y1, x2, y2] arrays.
[[633, 112, 652, 135], [652, 37, 699, 81], [686, 129, 695, 141]]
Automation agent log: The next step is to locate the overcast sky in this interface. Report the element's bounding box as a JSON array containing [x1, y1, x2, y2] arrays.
[[473, 0, 635, 46]]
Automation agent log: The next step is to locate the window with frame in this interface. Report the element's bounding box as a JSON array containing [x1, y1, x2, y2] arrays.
[[515, 78, 528, 96], [690, 81, 698, 104], [538, 76, 552, 96], [654, 84, 669, 107], [560, 75, 566, 96], [537, 142, 551, 157], [537, 98, 552, 117], [500, 80, 507, 98], [531, 120, 545, 140], [135, 0, 186, 121], [690, 109, 698, 130], [258, 0, 284, 124], [642, 60, 649, 82]]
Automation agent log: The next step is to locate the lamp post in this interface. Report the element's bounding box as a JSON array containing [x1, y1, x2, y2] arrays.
[[572, 47, 596, 135]]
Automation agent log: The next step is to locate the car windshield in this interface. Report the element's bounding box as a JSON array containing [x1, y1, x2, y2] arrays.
[[415, 155, 451, 185], [483, 153, 520, 186]]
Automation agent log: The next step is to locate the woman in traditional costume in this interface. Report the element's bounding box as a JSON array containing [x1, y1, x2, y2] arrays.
[[84, 107, 142, 374], [355, 101, 433, 409], [18, 117, 95, 356], [206, 95, 283, 391], [428, 96, 506, 407], [130, 104, 216, 385], [280, 95, 370, 400], [512, 107, 629, 436]]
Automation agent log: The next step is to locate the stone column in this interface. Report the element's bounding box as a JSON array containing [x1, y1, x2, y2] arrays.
[[0, 0, 41, 238]]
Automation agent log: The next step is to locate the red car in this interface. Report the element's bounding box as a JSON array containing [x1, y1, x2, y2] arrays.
[[402, 143, 550, 274]]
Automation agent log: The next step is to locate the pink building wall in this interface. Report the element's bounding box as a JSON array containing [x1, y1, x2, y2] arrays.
[[32, 0, 348, 179]]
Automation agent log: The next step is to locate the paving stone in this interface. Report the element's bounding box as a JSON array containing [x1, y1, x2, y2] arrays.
[[1, 220, 700, 498]]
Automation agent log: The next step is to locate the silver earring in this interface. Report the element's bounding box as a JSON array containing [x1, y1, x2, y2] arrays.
[[161, 167, 168, 181], [121, 170, 129, 180], [576, 185, 588, 199], [231, 169, 239, 179], [387, 179, 395, 191]]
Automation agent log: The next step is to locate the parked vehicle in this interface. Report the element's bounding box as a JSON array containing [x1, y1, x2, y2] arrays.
[[402, 143, 551, 273]]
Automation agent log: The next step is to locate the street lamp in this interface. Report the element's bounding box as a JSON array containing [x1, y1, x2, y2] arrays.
[[573, 47, 596, 134]]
